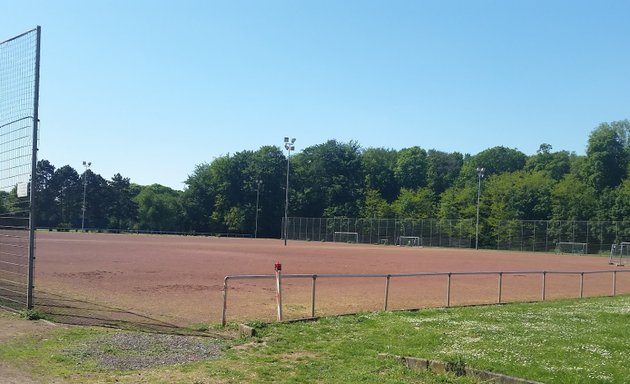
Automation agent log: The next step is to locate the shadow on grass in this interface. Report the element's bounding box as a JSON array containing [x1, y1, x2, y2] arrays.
[[33, 290, 218, 337]]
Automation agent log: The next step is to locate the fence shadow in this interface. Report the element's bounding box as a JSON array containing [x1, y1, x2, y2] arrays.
[[34, 289, 210, 336]]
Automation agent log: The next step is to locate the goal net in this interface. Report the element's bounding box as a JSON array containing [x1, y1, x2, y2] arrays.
[[609, 242, 630, 266], [333, 231, 359, 244], [556, 242, 587, 255], [398, 236, 421, 247]]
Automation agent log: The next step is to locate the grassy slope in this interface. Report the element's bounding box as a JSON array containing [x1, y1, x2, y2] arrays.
[[2, 295, 630, 383]]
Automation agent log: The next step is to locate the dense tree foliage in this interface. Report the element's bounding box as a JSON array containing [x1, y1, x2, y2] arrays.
[[7, 119, 630, 239]]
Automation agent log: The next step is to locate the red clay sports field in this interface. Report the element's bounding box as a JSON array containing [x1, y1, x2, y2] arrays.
[[34, 231, 630, 327]]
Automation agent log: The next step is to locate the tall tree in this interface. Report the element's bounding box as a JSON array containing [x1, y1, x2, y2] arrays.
[[34, 160, 56, 227], [458, 146, 527, 186], [612, 180, 630, 221], [82, 170, 111, 229], [135, 184, 183, 232], [483, 171, 553, 222], [292, 140, 363, 218], [49, 165, 82, 227], [361, 147, 398, 201], [551, 174, 597, 221], [438, 184, 477, 220], [247, 146, 286, 237], [107, 173, 138, 229], [525, 144, 572, 180], [394, 146, 427, 190], [426, 150, 463, 196], [586, 122, 628, 191], [392, 188, 435, 219], [361, 189, 395, 218], [183, 163, 216, 232]]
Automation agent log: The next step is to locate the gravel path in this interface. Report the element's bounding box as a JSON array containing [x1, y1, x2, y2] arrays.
[[68, 331, 223, 370]]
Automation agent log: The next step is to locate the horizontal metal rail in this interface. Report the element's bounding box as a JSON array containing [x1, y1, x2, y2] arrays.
[[221, 269, 630, 326]]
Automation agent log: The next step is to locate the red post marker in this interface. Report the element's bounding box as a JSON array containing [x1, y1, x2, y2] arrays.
[[275, 262, 283, 321]]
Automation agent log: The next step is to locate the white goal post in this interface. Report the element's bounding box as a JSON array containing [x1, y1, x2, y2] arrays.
[[333, 231, 359, 243], [556, 242, 587, 254], [398, 236, 421, 247], [609, 242, 630, 266]]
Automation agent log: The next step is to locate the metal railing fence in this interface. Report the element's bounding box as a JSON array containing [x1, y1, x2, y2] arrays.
[[221, 269, 630, 325]]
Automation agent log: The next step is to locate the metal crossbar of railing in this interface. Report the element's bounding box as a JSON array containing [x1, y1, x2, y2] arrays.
[[221, 269, 630, 326]]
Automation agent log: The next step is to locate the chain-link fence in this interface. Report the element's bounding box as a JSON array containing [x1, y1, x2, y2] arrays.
[[285, 217, 474, 248], [489, 220, 630, 254], [0, 27, 41, 311], [285, 217, 630, 254]]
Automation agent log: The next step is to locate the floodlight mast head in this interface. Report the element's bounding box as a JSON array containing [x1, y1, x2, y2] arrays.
[[477, 167, 485, 177], [284, 137, 296, 151]]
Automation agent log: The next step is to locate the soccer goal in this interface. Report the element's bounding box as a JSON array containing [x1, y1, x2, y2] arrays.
[[609, 242, 630, 266], [398, 236, 421, 247], [333, 231, 359, 244], [556, 242, 588, 255]]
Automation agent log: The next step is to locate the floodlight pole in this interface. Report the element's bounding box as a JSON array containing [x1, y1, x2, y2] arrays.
[[255, 180, 262, 238], [475, 167, 485, 250], [81, 161, 91, 231], [283, 137, 296, 246]]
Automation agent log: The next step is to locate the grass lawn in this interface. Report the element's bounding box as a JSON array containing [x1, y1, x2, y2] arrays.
[[1, 295, 630, 383]]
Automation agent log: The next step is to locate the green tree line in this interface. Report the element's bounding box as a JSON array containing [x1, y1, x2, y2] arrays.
[[12, 120, 630, 238]]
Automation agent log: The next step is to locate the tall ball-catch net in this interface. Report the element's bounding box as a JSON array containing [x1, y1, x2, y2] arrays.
[[0, 27, 41, 310]]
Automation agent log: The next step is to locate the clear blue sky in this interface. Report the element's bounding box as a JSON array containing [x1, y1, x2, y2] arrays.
[[3, 1, 629, 190]]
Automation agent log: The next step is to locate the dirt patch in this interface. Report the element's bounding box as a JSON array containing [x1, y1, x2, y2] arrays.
[[278, 351, 323, 361], [0, 311, 62, 343]]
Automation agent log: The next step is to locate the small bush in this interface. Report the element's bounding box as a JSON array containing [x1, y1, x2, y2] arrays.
[[20, 309, 51, 321], [445, 355, 466, 376]]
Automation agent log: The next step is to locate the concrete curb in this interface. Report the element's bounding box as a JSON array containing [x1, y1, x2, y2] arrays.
[[378, 353, 542, 384], [239, 324, 256, 337]]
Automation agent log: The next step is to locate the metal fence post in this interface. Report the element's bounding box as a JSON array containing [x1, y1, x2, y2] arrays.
[[311, 275, 317, 318], [275, 264, 283, 322], [497, 272, 503, 304], [384, 275, 391, 311], [221, 277, 229, 326], [447, 273, 452, 307]]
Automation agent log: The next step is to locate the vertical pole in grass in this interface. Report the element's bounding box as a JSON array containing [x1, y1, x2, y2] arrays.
[[542, 271, 547, 301], [311, 275, 317, 318], [498, 272, 503, 304], [613, 271, 617, 297], [275, 262, 283, 321], [384, 275, 391, 311], [447, 273, 452, 307], [221, 277, 229, 327], [580, 272, 584, 299]]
